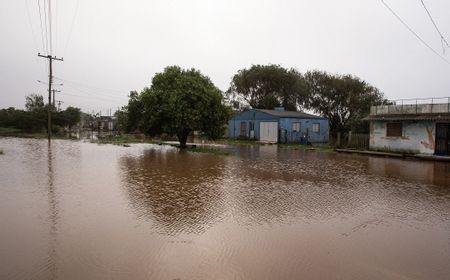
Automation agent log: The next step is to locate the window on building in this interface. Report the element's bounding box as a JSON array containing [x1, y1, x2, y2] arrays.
[[292, 122, 300, 132], [240, 122, 247, 137], [386, 122, 402, 137], [312, 123, 320, 133]]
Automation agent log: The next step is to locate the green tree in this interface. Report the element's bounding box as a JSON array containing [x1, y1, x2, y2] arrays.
[[136, 66, 231, 148], [125, 90, 143, 133], [304, 70, 387, 135], [25, 94, 45, 111], [61, 107, 81, 130], [114, 107, 129, 133], [227, 64, 307, 111]]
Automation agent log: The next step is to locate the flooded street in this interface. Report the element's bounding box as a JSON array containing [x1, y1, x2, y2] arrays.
[[0, 138, 449, 280]]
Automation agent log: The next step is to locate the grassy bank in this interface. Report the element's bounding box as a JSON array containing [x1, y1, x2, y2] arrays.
[[0, 127, 78, 140], [0, 127, 44, 138], [186, 146, 231, 156], [279, 143, 335, 153], [216, 138, 264, 146], [93, 134, 164, 145]]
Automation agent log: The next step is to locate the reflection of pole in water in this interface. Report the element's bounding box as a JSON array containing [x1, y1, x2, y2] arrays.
[[47, 142, 58, 279]]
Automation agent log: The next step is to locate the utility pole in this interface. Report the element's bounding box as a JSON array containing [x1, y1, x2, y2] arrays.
[[51, 89, 61, 107], [55, 100, 64, 112], [38, 53, 63, 141]]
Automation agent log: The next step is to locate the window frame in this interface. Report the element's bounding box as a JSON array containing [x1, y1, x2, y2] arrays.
[[292, 122, 301, 132], [240, 122, 247, 136], [386, 122, 403, 137], [312, 123, 320, 133]]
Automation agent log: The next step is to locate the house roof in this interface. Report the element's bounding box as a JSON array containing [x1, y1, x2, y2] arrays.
[[363, 113, 450, 121], [255, 109, 325, 119]]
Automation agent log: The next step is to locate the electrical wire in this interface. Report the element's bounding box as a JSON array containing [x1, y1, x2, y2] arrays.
[[60, 82, 128, 100], [54, 76, 128, 94], [64, 0, 80, 54], [37, 0, 47, 54], [42, 0, 49, 55], [419, 0, 450, 54], [48, 0, 53, 55], [62, 91, 125, 103], [24, 0, 40, 54], [380, 0, 450, 65]]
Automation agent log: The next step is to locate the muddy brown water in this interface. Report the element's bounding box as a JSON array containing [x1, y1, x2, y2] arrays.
[[0, 137, 449, 280]]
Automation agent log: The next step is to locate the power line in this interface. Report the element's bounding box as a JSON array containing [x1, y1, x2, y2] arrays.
[[54, 76, 128, 94], [419, 0, 450, 54], [42, 0, 49, 55], [24, 0, 40, 54], [380, 0, 450, 65], [48, 0, 53, 55], [62, 91, 124, 103], [64, 0, 80, 54], [62, 84, 127, 101], [37, 0, 47, 54]]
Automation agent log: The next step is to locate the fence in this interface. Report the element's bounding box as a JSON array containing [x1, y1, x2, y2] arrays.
[[332, 132, 370, 150], [370, 97, 450, 115]]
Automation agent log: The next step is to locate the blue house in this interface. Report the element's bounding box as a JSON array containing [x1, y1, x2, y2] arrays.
[[228, 108, 329, 143]]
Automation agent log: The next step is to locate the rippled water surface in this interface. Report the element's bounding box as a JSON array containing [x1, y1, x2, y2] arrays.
[[1, 138, 449, 279]]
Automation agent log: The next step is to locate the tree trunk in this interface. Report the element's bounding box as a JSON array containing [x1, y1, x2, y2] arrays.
[[178, 131, 189, 149]]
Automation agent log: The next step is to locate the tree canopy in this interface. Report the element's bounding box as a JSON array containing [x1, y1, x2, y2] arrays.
[[303, 70, 387, 135], [125, 66, 231, 148], [227, 64, 307, 111], [0, 94, 82, 133]]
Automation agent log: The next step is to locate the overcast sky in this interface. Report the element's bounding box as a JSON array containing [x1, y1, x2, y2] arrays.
[[1, 0, 449, 114]]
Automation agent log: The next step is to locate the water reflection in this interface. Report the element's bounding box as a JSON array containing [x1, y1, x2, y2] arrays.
[[119, 148, 226, 235], [367, 156, 450, 187], [46, 142, 58, 280], [1, 138, 450, 279]]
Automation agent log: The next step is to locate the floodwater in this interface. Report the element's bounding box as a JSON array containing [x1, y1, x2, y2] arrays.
[[0, 138, 449, 280]]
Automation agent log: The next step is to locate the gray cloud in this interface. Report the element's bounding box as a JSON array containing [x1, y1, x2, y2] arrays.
[[1, 0, 449, 114]]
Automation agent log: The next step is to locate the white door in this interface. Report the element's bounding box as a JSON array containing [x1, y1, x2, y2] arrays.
[[259, 121, 278, 143]]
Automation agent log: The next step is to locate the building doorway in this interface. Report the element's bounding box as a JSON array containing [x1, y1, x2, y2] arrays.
[[435, 123, 450, 156]]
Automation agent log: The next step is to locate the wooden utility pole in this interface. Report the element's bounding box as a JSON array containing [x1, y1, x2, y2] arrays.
[[51, 89, 61, 107], [55, 100, 64, 112], [38, 53, 63, 141]]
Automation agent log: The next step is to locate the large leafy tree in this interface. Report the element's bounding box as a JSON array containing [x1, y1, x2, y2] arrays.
[[25, 94, 45, 111], [227, 64, 307, 111], [137, 66, 231, 148], [304, 70, 387, 135]]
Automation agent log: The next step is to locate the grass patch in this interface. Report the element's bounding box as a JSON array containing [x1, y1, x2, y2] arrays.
[[92, 134, 164, 145], [0, 127, 49, 139], [279, 143, 335, 153], [217, 138, 264, 146], [186, 146, 231, 156]]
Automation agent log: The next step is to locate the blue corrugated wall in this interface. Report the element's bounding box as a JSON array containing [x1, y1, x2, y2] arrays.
[[228, 110, 278, 140], [229, 110, 329, 143], [278, 118, 329, 143]]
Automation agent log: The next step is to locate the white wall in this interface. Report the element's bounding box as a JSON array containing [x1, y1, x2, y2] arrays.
[[370, 121, 435, 154]]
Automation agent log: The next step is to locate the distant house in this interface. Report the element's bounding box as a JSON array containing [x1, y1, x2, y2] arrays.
[[228, 108, 329, 143], [365, 99, 450, 156], [94, 116, 118, 131]]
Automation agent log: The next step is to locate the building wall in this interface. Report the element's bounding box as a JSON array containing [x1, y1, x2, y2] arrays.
[[228, 110, 278, 140], [370, 120, 435, 154], [278, 118, 329, 143], [228, 110, 329, 143]]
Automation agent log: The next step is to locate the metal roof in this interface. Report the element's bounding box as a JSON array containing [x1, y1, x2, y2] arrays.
[[364, 113, 450, 121], [255, 109, 325, 119]]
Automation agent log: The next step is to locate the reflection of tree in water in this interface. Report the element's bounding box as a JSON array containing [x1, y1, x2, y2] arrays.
[[119, 148, 226, 235]]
